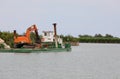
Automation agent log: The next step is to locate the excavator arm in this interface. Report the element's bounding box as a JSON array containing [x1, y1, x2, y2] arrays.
[[14, 25, 41, 48], [25, 25, 40, 43]]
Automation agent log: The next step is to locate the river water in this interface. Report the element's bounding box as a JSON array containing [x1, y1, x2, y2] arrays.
[[0, 43, 120, 79]]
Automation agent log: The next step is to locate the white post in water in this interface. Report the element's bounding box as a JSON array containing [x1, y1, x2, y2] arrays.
[[53, 23, 58, 48]]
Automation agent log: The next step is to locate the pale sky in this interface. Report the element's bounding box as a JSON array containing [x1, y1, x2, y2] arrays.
[[0, 0, 120, 37]]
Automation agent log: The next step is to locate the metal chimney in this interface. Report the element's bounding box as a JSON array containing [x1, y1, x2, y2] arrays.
[[53, 23, 57, 37], [53, 23, 58, 48], [14, 30, 17, 39]]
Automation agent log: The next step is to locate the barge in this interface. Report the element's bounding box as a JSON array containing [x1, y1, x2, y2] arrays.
[[0, 23, 71, 53]]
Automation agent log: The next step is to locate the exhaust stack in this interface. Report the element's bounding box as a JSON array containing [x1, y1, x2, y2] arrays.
[[53, 23, 57, 37], [14, 30, 17, 39], [53, 23, 58, 48]]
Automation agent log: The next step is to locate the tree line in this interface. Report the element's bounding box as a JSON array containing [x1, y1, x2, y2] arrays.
[[61, 34, 120, 43], [0, 31, 120, 48]]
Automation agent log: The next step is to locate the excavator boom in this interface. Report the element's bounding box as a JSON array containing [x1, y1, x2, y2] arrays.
[[14, 25, 41, 48]]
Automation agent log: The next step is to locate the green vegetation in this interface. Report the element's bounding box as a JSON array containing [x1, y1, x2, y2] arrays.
[[78, 34, 120, 43], [60, 35, 79, 42], [61, 34, 120, 43], [0, 44, 5, 49], [0, 31, 14, 47]]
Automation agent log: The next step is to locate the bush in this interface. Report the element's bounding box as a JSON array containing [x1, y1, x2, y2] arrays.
[[0, 44, 4, 49]]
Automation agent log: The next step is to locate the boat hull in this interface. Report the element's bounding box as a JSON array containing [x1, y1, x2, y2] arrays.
[[0, 48, 71, 53]]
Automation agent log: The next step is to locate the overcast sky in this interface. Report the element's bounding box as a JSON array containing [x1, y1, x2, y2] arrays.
[[0, 0, 120, 37]]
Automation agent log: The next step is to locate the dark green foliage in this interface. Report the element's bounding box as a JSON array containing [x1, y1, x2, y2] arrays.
[[94, 34, 103, 37], [78, 34, 120, 43], [61, 35, 79, 42], [30, 32, 36, 44], [30, 32, 41, 44], [0, 31, 14, 48], [79, 34, 93, 38], [105, 34, 113, 38], [0, 44, 5, 49], [62, 34, 120, 43]]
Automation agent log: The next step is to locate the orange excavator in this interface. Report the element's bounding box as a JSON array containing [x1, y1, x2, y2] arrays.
[[14, 25, 41, 48]]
